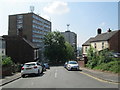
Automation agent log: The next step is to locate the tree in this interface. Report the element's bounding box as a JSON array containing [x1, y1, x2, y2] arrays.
[[86, 46, 97, 68], [44, 31, 66, 65], [65, 42, 75, 61]]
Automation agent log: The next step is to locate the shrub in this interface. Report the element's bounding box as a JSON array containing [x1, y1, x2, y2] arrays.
[[2, 56, 13, 66], [94, 61, 120, 73], [86, 48, 118, 69]]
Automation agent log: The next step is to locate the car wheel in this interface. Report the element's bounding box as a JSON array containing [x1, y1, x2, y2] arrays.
[[21, 74, 25, 78], [40, 69, 43, 74]]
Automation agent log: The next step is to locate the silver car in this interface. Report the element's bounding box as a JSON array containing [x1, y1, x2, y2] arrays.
[[66, 61, 79, 71]]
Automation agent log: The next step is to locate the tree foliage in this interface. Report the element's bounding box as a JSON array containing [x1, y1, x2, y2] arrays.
[[44, 31, 66, 65], [2, 56, 13, 66], [44, 31, 75, 65], [86, 46, 97, 68], [65, 42, 75, 61]]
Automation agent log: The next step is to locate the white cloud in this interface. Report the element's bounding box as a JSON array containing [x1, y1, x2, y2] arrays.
[[41, 14, 51, 21], [99, 22, 106, 27], [43, 1, 70, 15]]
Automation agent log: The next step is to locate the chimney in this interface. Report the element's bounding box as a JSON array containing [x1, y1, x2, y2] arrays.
[[108, 28, 112, 32], [97, 28, 102, 34], [18, 28, 23, 37]]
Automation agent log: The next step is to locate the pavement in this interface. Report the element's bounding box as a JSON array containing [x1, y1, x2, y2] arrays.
[[80, 67, 120, 83], [0, 67, 119, 86], [0, 72, 21, 86]]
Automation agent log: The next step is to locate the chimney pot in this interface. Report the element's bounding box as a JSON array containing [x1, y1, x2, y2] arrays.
[[97, 28, 102, 34], [108, 28, 112, 32]]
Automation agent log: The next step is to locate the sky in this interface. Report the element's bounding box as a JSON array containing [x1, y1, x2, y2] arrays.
[[0, 0, 119, 47]]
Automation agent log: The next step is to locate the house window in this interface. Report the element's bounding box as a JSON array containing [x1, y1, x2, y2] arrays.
[[36, 50, 39, 59], [17, 15, 23, 35], [17, 15, 23, 19], [94, 43, 96, 48], [85, 47, 87, 52], [17, 19, 23, 24], [34, 50, 36, 60], [2, 50, 4, 54], [102, 42, 104, 49]]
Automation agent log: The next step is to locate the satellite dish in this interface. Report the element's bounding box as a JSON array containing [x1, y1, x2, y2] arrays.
[[30, 6, 34, 13]]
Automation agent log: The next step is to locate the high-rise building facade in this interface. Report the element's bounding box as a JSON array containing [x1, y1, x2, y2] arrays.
[[8, 13, 51, 49], [61, 31, 77, 58]]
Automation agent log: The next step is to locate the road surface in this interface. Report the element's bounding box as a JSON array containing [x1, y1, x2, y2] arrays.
[[2, 66, 118, 88]]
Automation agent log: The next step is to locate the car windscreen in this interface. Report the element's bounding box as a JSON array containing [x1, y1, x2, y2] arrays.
[[69, 61, 77, 64]]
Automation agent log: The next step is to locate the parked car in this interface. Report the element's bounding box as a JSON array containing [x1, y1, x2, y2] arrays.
[[44, 63, 50, 69], [39, 62, 46, 72], [21, 62, 43, 78], [112, 53, 120, 58], [66, 61, 79, 71], [64, 62, 68, 68]]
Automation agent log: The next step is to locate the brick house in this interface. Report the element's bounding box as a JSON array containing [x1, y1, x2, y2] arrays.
[[82, 37, 94, 58], [81, 29, 120, 66], [90, 29, 120, 53], [2, 35, 39, 64]]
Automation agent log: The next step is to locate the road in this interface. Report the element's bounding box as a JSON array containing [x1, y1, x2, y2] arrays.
[[1, 66, 118, 88]]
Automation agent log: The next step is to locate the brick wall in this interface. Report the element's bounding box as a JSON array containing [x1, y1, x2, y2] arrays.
[[78, 60, 85, 67], [109, 30, 120, 53]]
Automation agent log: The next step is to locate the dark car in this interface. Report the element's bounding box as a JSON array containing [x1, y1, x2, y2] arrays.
[[112, 53, 120, 58], [38, 62, 46, 72], [44, 63, 50, 69]]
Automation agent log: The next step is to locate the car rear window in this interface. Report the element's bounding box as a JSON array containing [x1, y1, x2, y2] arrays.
[[24, 63, 36, 67]]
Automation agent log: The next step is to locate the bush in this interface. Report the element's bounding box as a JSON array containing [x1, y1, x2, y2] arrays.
[[94, 61, 120, 73], [2, 56, 13, 66], [86, 48, 118, 69]]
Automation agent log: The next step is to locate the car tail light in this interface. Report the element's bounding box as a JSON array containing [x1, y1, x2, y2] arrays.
[[21, 67, 24, 70], [34, 66, 37, 68]]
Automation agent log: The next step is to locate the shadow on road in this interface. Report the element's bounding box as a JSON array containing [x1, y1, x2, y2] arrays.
[[68, 69, 83, 72], [23, 73, 45, 78], [50, 65, 64, 67], [64, 67, 83, 72], [79, 69, 83, 71]]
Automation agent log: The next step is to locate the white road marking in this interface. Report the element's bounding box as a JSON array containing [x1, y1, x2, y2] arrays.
[[55, 69, 57, 78]]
